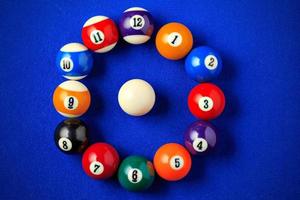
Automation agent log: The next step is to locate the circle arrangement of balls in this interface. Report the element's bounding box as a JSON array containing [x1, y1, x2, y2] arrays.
[[53, 7, 225, 192]]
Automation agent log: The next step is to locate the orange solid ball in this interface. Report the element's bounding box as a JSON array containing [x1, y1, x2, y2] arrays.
[[154, 143, 192, 181], [155, 22, 193, 60]]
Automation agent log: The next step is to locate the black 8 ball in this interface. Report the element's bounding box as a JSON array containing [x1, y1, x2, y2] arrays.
[[54, 119, 88, 153]]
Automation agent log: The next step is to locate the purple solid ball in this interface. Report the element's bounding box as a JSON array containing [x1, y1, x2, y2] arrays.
[[184, 120, 217, 155], [119, 7, 154, 44]]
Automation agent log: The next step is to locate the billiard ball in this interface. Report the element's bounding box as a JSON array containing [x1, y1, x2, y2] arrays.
[[119, 7, 154, 44], [56, 43, 93, 80], [82, 143, 120, 179], [155, 22, 193, 60], [53, 80, 91, 118], [118, 79, 156, 116], [81, 16, 119, 53], [188, 83, 225, 120], [184, 120, 217, 155], [153, 143, 191, 181], [118, 156, 155, 191], [185, 46, 222, 82], [54, 119, 88, 154]]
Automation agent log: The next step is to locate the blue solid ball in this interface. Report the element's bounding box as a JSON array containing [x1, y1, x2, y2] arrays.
[[56, 43, 93, 80], [185, 46, 222, 82]]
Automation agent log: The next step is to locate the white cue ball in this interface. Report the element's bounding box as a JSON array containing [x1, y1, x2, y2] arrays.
[[118, 79, 156, 116]]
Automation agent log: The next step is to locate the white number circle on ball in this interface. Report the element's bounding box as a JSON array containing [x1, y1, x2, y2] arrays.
[[198, 96, 214, 112], [58, 138, 72, 151], [127, 168, 143, 183], [90, 30, 105, 44], [60, 57, 74, 72], [193, 138, 208, 152], [204, 55, 218, 70], [130, 15, 145, 30], [167, 32, 182, 47], [170, 155, 184, 170], [89, 161, 104, 175], [64, 96, 79, 110]]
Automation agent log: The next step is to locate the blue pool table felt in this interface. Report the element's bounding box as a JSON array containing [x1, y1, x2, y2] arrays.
[[0, 0, 300, 199]]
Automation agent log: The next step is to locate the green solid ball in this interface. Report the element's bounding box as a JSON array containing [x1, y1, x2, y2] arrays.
[[118, 155, 155, 192]]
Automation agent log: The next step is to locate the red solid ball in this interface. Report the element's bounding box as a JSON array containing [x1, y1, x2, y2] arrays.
[[82, 143, 120, 179], [188, 83, 225, 120]]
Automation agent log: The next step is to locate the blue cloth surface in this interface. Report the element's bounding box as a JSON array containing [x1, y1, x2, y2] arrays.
[[0, 0, 299, 199]]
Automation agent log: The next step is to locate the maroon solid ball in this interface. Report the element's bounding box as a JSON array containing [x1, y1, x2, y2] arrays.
[[82, 143, 120, 179], [184, 121, 217, 155]]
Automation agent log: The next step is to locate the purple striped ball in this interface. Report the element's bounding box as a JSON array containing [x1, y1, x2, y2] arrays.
[[119, 7, 154, 44]]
